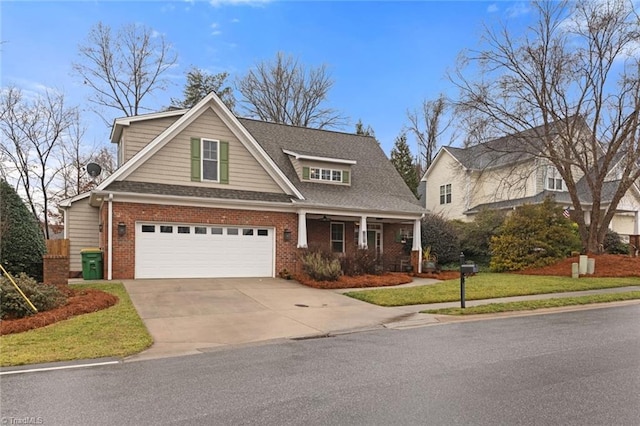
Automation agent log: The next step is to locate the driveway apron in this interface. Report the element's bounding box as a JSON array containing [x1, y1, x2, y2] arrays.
[[123, 278, 422, 360]]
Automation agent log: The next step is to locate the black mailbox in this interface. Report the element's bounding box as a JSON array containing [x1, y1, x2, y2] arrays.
[[461, 264, 478, 274]]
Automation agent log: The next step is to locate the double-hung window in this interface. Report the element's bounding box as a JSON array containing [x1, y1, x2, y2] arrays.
[[439, 184, 452, 204], [202, 139, 219, 181], [331, 223, 345, 253], [546, 166, 565, 191]]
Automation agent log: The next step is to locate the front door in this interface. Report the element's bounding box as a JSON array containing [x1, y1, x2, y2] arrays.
[[367, 229, 381, 254]]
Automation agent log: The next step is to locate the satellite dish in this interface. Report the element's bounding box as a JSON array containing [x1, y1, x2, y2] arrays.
[[86, 163, 102, 179]]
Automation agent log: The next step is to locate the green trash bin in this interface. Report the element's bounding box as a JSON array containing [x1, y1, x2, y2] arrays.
[[81, 248, 103, 280]]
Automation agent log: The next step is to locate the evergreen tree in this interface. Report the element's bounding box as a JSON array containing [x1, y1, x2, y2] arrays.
[[355, 119, 375, 136], [390, 133, 419, 197], [171, 67, 235, 111], [0, 180, 45, 280]]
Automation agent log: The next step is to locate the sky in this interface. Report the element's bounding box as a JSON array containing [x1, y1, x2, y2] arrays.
[[1, 0, 534, 157]]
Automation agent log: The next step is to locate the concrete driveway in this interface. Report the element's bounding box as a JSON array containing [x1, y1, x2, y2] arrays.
[[123, 277, 432, 361]]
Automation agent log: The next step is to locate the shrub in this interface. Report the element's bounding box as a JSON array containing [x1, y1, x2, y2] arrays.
[[300, 251, 342, 281], [603, 230, 629, 255], [489, 198, 581, 272], [0, 273, 67, 319], [419, 214, 460, 264], [452, 209, 506, 259], [0, 180, 45, 281], [340, 249, 381, 276]]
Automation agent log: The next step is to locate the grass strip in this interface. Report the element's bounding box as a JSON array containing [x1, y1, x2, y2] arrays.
[[421, 291, 640, 315], [344, 274, 640, 306], [0, 283, 152, 367]]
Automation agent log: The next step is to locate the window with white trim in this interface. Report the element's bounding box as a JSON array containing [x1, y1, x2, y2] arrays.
[[331, 223, 345, 253], [311, 167, 342, 182], [202, 139, 219, 181], [439, 184, 452, 204], [546, 166, 565, 191]]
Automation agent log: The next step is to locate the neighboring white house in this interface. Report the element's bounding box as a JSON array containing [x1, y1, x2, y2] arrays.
[[422, 121, 640, 243]]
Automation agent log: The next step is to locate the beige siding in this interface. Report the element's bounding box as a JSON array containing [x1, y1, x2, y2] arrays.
[[126, 108, 283, 193], [425, 153, 468, 220], [121, 116, 182, 163], [470, 160, 538, 208], [66, 198, 100, 272]]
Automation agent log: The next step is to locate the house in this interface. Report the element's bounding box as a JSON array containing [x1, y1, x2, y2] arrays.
[[59, 93, 424, 280], [422, 121, 640, 244]]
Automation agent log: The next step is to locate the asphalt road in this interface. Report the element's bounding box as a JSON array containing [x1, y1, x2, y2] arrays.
[[2, 305, 639, 425]]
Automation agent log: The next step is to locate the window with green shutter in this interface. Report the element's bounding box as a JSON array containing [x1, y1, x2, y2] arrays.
[[190, 138, 229, 184]]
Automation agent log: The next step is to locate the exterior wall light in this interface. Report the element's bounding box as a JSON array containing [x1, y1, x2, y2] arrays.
[[118, 222, 127, 237], [283, 228, 292, 241]]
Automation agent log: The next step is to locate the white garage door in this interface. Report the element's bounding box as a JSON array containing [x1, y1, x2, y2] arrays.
[[135, 223, 274, 279]]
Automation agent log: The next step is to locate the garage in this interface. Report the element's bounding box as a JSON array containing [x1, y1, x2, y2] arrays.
[[135, 222, 274, 278]]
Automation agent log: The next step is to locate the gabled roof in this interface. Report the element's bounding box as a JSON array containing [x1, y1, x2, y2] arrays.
[[239, 118, 423, 214], [96, 92, 303, 200]]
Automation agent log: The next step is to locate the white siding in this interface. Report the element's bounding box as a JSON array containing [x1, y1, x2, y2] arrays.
[[66, 198, 100, 272], [126, 108, 284, 193], [425, 153, 468, 220]]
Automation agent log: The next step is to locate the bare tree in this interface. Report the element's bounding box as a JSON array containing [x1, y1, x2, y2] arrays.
[[73, 22, 178, 125], [237, 52, 347, 129], [171, 66, 235, 111], [406, 94, 452, 172], [452, 0, 640, 253], [0, 86, 77, 239]]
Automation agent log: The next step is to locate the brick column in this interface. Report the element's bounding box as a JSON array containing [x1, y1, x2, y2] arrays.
[[43, 255, 69, 285]]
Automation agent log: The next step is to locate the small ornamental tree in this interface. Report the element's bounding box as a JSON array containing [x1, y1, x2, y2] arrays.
[[489, 198, 581, 272], [452, 209, 507, 261], [0, 180, 46, 280]]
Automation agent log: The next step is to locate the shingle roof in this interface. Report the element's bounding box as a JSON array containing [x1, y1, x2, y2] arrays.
[[238, 118, 424, 214], [105, 181, 294, 203]]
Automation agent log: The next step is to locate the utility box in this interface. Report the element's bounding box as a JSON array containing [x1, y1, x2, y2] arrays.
[[461, 264, 478, 275], [81, 248, 103, 280]]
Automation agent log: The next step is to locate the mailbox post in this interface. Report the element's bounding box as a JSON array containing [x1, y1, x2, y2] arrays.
[[460, 252, 466, 309], [459, 252, 478, 309]]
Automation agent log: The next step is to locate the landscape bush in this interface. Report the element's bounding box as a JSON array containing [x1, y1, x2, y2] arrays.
[[0, 273, 67, 319], [452, 209, 506, 260], [489, 198, 581, 272], [603, 230, 629, 255], [419, 214, 460, 265], [340, 248, 382, 276], [300, 250, 342, 281]]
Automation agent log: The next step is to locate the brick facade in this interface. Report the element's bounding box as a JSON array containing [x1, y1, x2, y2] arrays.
[[100, 202, 299, 279], [42, 255, 70, 285]]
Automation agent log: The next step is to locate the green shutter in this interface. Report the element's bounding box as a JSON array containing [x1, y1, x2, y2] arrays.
[[302, 166, 310, 180], [190, 138, 201, 181], [342, 170, 350, 184], [219, 141, 229, 184]]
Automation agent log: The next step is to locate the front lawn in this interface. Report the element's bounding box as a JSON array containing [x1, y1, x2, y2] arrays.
[[344, 274, 640, 307], [0, 283, 152, 367]]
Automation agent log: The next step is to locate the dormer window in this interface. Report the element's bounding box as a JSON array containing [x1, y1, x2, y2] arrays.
[[311, 167, 343, 182]]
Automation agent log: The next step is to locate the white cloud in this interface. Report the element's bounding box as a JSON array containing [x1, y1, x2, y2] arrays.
[[231, 18, 240, 23], [210, 22, 222, 36], [487, 4, 499, 13], [505, 2, 530, 18]]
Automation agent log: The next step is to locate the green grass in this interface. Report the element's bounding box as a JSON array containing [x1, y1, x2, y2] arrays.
[[344, 274, 640, 306], [421, 291, 640, 315], [0, 283, 153, 367]]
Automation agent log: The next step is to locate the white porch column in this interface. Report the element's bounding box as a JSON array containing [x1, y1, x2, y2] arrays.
[[634, 210, 639, 235], [358, 216, 368, 249], [297, 211, 308, 248], [107, 193, 113, 281], [413, 218, 422, 273]]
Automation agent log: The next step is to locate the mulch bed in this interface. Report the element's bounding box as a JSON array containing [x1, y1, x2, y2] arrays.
[[0, 287, 118, 336], [514, 254, 640, 278], [294, 272, 413, 289]]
